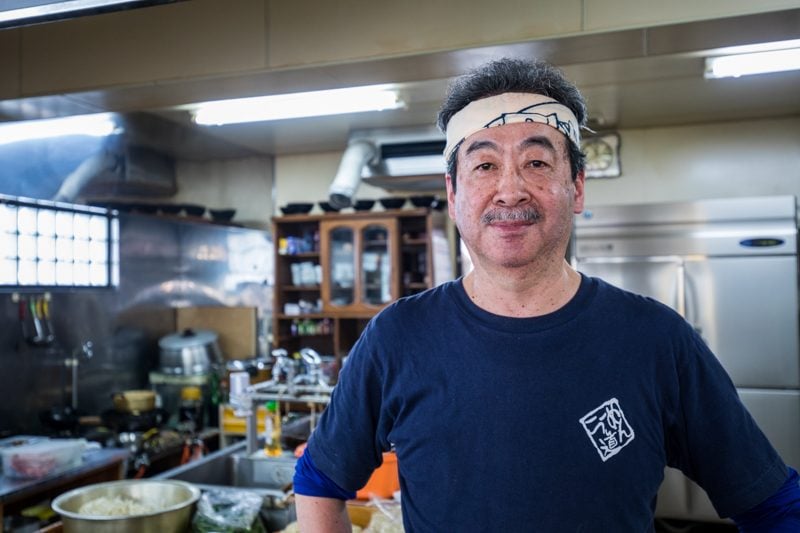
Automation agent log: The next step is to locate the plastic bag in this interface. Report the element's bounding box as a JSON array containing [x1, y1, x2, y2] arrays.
[[364, 497, 404, 533], [192, 489, 266, 533]]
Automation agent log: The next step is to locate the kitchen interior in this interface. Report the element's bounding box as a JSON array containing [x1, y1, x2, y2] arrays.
[[0, 0, 798, 531]]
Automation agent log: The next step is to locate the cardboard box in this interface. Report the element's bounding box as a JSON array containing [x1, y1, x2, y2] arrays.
[[175, 306, 258, 360]]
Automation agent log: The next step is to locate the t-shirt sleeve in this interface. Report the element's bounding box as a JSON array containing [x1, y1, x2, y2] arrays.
[[665, 327, 788, 518], [305, 318, 393, 492], [733, 467, 800, 532], [293, 447, 357, 500]]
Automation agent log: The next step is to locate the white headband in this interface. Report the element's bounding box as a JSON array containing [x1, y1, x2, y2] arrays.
[[443, 92, 581, 161]]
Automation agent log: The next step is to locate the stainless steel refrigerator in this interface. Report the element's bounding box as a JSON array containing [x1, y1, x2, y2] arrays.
[[572, 195, 799, 522]]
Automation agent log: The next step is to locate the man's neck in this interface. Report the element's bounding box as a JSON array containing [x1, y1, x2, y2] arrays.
[[462, 260, 581, 318]]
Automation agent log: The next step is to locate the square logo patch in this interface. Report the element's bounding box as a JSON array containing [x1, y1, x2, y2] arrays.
[[579, 398, 635, 462]]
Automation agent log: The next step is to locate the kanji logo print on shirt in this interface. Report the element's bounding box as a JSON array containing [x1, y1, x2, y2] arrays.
[[579, 398, 635, 462]]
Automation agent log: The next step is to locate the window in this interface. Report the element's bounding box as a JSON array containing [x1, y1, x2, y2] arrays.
[[0, 194, 118, 290]]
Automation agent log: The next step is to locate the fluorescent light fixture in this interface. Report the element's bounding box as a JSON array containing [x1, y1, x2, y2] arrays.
[[705, 47, 800, 78], [0, 113, 118, 145], [0, 1, 165, 29], [192, 85, 404, 126]]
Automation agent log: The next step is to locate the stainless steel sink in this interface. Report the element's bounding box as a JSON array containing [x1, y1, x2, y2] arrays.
[[158, 440, 297, 490], [155, 441, 297, 531]]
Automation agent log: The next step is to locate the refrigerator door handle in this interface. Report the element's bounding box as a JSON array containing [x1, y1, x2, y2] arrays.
[[677, 260, 704, 339], [676, 259, 686, 318]]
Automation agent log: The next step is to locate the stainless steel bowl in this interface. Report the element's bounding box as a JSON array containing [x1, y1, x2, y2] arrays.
[[52, 479, 200, 533]]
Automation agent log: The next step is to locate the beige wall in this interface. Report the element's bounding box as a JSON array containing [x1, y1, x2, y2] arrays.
[[272, 116, 800, 218], [274, 152, 396, 213], [584, 116, 800, 207], [174, 156, 273, 228]]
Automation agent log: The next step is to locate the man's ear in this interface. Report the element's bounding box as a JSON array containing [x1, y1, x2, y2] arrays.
[[572, 170, 586, 214], [445, 174, 457, 220]]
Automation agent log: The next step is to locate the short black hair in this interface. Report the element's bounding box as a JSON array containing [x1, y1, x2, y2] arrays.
[[437, 57, 587, 187]]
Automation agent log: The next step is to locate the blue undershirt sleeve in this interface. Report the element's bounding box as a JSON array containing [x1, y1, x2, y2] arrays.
[[732, 467, 800, 532], [293, 448, 357, 500]]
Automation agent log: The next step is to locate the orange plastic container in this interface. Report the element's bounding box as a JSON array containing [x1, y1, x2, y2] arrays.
[[356, 451, 399, 500]]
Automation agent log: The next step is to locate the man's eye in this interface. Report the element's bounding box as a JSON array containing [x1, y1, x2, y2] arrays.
[[527, 160, 547, 168], [475, 162, 495, 171]]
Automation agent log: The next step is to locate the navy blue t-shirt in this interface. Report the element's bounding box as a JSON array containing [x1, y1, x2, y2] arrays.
[[307, 275, 786, 532]]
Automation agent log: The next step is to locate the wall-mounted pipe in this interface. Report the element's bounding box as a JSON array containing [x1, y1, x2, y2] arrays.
[[328, 139, 378, 209]]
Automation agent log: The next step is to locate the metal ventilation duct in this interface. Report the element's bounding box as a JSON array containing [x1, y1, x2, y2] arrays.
[[351, 126, 447, 193]]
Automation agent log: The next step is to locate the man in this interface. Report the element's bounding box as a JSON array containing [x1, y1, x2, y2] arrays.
[[294, 58, 800, 531]]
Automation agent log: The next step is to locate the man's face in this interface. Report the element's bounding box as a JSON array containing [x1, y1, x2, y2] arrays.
[[446, 121, 585, 272]]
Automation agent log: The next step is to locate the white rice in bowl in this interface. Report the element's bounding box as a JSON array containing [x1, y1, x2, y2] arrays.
[[78, 495, 160, 516]]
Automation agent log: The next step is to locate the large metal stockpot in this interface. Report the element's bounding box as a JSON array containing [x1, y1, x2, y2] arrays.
[[52, 479, 200, 533], [158, 329, 222, 376]]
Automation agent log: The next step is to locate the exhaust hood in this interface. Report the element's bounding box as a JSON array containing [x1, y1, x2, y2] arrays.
[[330, 127, 447, 201], [354, 126, 445, 180]]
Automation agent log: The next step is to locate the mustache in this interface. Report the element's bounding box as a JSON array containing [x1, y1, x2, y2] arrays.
[[481, 207, 541, 225]]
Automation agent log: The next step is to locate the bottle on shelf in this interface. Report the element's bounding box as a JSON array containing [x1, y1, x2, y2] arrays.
[[207, 370, 221, 427], [263, 401, 282, 457]]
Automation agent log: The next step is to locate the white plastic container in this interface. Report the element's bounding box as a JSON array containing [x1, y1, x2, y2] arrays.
[[1, 438, 86, 479]]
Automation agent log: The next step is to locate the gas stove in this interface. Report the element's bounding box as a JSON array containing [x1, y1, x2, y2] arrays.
[[94, 408, 195, 477]]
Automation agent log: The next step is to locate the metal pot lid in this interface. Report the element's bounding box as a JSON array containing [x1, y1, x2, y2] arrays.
[[159, 328, 218, 349]]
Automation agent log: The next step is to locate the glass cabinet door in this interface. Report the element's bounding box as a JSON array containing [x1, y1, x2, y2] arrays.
[[321, 217, 399, 313], [328, 226, 355, 307], [360, 224, 391, 305]]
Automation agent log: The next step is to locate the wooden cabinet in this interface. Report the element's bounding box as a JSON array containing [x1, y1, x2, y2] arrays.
[[272, 209, 449, 366], [320, 217, 399, 315]]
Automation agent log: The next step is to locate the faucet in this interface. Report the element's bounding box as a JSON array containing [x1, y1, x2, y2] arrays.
[[270, 348, 295, 388], [294, 348, 331, 389], [233, 348, 335, 455]]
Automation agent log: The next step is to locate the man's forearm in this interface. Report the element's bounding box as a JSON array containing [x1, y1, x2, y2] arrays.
[[296, 494, 352, 533]]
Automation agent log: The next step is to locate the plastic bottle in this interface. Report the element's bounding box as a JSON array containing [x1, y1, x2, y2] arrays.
[[207, 371, 221, 427], [263, 401, 282, 457], [179, 386, 204, 433]]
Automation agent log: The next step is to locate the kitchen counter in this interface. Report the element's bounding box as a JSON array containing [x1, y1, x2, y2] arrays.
[[0, 447, 128, 532]]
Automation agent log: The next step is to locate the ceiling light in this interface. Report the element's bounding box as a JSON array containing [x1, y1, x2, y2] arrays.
[[0, 113, 119, 145], [705, 47, 800, 78], [191, 85, 404, 126], [0, 1, 169, 29]]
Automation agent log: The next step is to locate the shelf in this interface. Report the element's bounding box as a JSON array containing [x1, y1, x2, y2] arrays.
[[276, 313, 328, 319], [402, 238, 428, 246], [403, 282, 428, 289], [276, 333, 333, 341], [278, 251, 320, 258], [281, 285, 321, 291]]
